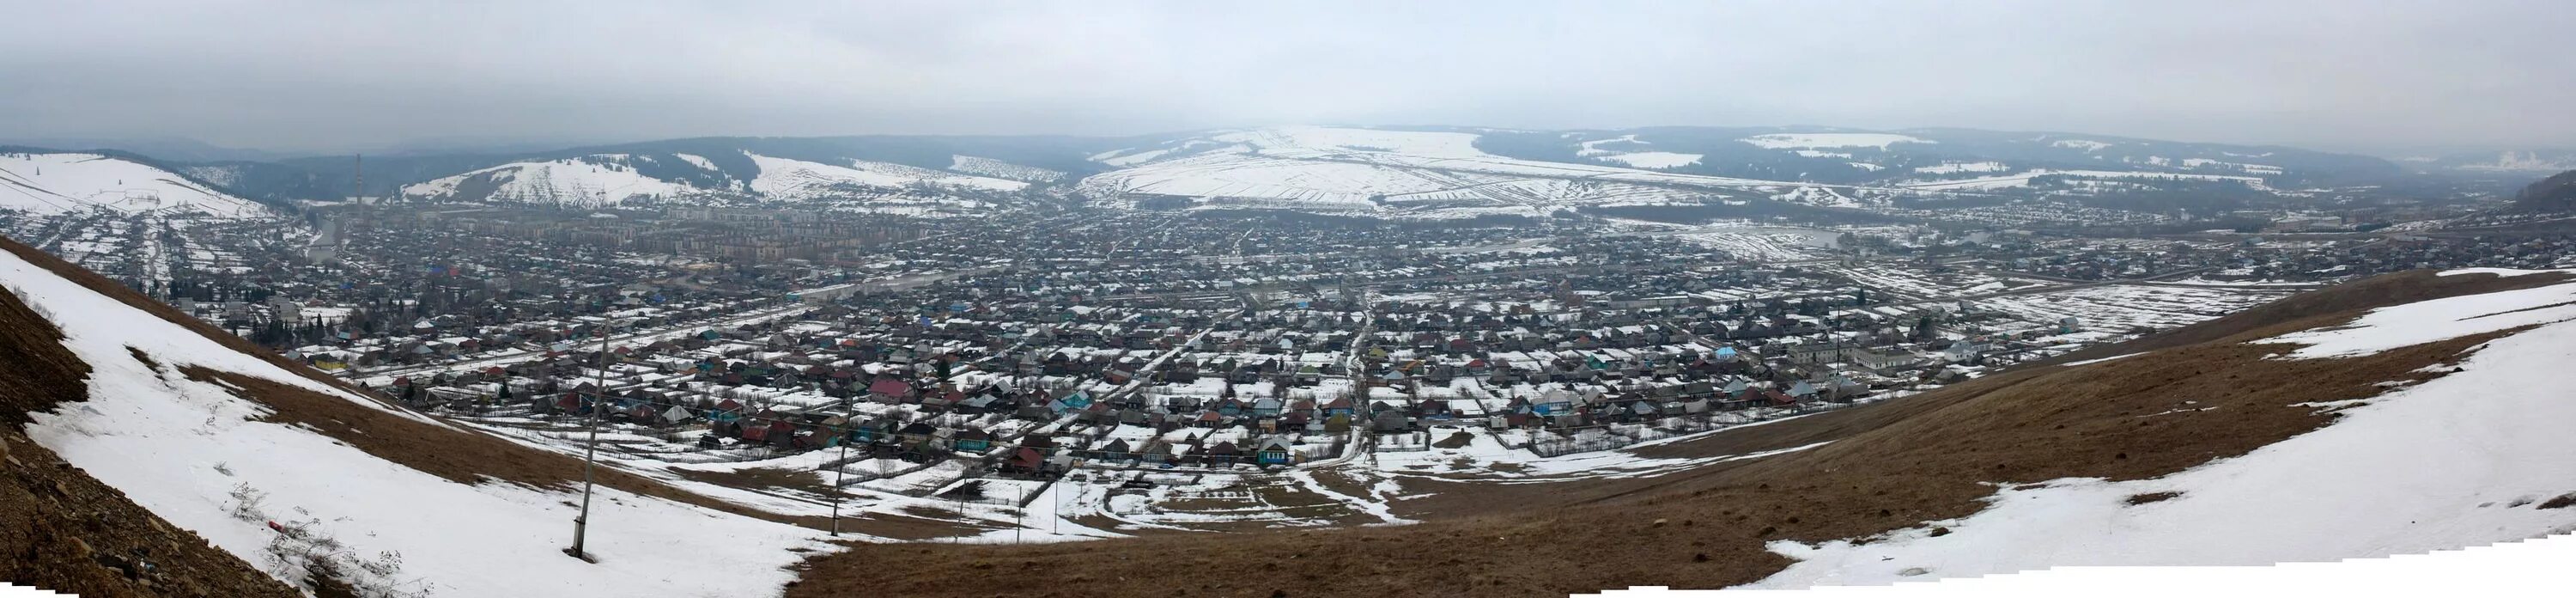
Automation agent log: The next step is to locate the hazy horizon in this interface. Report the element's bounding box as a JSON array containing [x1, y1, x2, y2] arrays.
[[5, 0, 2572, 156]]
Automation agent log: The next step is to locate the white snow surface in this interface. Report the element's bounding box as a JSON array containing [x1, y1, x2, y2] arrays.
[[0, 152, 270, 217], [1914, 162, 2011, 174], [1741, 133, 1935, 150], [402, 155, 702, 206], [1097, 149, 1169, 167], [1078, 126, 1823, 217], [1752, 280, 2576, 588], [1, 249, 832, 597], [1212, 125, 1496, 159], [2059, 352, 2143, 367], [745, 152, 1027, 197], [2261, 274, 2576, 358], [948, 155, 1066, 182]]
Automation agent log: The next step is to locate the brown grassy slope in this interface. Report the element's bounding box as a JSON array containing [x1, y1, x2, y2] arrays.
[[175, 330, 968, 538], [787, 270, 2562, 598], [1377, 270, 2569, 520], [1382, 371, 2049, 521], [0, 268, 299, 596]]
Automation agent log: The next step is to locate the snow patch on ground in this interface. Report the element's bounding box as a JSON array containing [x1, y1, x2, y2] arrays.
[[1751, 312, 2576, 587], [2262, 278, 2576, 358], [747, 152, 1028, 198], [2062, 352, 2143, 367]]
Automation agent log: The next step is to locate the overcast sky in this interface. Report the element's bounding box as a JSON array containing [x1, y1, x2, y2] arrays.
[[3, 0, 2568, 156]]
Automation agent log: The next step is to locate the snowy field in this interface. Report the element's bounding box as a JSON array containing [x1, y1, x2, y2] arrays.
[[402, 155, 698, 205], [1, 152, 271, 217], [1079, 126, 1833, 217], [1974, 284, 2293, 332], [1678, 228, 1838, 261], [948, 155, 1066, 182], [1826, 265, 2057, 300]]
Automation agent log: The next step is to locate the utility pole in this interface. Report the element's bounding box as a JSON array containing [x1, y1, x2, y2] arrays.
[[565, 320, 614, 563], [829, 430, 850, 536]]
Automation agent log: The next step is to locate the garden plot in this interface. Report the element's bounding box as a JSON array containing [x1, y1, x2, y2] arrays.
[[1365, 425, 1825, 484], [1678, 229, 1836, 262], [1070, 472, 1376, 533], [1975, 284, 2294, 333], [1826, 265, 2059, 301]]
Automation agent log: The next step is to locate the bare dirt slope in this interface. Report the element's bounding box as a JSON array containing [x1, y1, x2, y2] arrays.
[[0, 256, 300, 597], [786, 269, 2566, 598]]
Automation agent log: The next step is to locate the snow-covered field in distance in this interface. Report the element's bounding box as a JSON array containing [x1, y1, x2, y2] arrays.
[[0, 152, 271, 217]]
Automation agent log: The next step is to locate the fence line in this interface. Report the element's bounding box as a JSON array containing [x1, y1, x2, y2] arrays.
[[1526, 401, 1857, 457]]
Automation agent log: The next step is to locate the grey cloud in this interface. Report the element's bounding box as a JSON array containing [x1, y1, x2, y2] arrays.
[[2, 0, 2569, 155]]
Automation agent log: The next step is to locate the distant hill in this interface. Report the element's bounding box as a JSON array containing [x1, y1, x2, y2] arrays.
[[1467, 125, 2400, 187], [1071, 125, 2405, 219], [0, 150, 277, 217], [46, 125, 2429, 220], [0, 136, 295, 162], [2410, 149, 2576, 174], [2513, 169, 2576, 212], [208, 136, 1119, 210]]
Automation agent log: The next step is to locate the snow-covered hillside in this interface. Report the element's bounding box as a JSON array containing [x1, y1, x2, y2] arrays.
[[0, 247, 832, 596], [1740, 132, 1935, 150], [2431, 150, 2576, 173], [402, 151, 1034, 207], [402, 154, 707, 205], [0, 152, 270, 217], [1752, 268, 2576, 587], [1070, 125, 2394, 220], [744, 153, 1027, 198], [948, 155, 1066, 182], [1077, 126, 1832, 217]]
